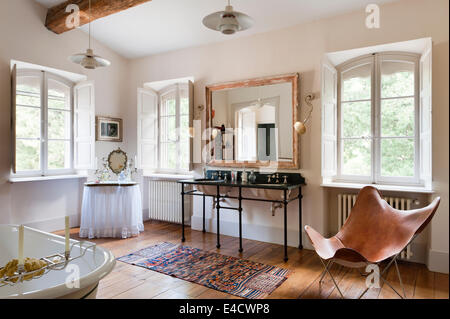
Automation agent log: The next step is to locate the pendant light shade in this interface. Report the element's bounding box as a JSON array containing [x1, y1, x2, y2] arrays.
[[69, 49, 111, 69], [203, 1, 253, 35], [69, 0, 110, 69]]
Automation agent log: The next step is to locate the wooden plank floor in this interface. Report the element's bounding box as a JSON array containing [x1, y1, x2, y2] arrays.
[[56, 221, 449, 299]]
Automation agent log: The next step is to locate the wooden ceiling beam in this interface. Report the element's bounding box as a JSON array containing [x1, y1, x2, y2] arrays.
[[45, 0, 152, 34]]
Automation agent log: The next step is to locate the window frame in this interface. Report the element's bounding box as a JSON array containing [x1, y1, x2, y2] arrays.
[[156, 83, 190, 174], [335, 52, 421, 186], [14, 69, 75, 177]]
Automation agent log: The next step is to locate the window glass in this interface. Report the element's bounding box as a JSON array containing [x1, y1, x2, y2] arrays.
[[15, 72, 73, 174], [155, 85, 191, 172], [160, 143, 177, 170], [381, 138, 414, 177], [341, 63, 371, 101], [342, 139, 371, 176], [381, 61, 414, 98], [338, 54, 418, 183], [381, 98, 414, 137], [16, 75, 41, 172], [16, 106, 40, 138], [342, 101, 371, 138], [48, 79, 71, 110], [48, 109, 71, 140], [48, 140, 71, 169], [379, 60, 416, 178]]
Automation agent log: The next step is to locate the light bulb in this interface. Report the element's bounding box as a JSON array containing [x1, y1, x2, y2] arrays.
[[294, 121, 306, 135], [212, 128, 219, 139]]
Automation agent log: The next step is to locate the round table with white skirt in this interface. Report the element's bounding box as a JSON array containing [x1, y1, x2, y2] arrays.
[[80, 182, 144, 239]]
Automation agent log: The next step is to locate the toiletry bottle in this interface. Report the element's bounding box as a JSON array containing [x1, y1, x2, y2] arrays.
[[241, 169, 248, 183], [249, 170, 257, 184]]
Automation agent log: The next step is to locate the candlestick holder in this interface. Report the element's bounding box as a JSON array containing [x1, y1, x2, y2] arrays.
[[0, 241, 96, 287]]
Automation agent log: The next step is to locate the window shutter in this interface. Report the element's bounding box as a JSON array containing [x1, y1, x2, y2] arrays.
[[420, 43, 432, 188], [74, 81, 95, 170], [321, 57, 338, 181], [137, 88, 159, 170], [11, 64, 17, 174]]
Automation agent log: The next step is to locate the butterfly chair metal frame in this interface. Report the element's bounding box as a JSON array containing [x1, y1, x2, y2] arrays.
[[317, 236, 417, 299], [305, 186, 440, 299]]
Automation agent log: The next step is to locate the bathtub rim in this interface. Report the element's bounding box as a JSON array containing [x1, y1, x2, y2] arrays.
[[0, 224, 116, 299]]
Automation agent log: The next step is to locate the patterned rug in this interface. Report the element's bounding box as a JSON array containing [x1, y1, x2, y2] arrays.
[[117, 242, 290, 299]]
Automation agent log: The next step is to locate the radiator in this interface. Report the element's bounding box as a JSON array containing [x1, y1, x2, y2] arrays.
[[337, 193, 413, 260], [148, 180, 191, 224]]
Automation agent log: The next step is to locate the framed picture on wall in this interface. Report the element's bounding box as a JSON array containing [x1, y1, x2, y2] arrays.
[[96, 116, 123, 142]]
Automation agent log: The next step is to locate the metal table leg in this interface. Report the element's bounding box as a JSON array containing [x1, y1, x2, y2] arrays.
[[298, 187, 303, 249], [181, 183, 185, 242], [284, 189, 288, 262], [202, 194, 206, 233], [216, 185, 221, 249], [238, 187, 243, 253]]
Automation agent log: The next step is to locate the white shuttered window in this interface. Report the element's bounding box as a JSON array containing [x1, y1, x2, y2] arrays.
[[137, 82, 193, 173], [321, 50, 432, 188]]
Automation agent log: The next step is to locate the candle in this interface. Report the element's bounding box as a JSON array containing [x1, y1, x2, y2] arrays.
[[65, 216, 70, 255], [18, 225, 24, 265]]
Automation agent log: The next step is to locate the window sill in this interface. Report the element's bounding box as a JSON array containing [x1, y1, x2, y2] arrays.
[[321, 182, 434, 194], [144, 173, 194, 181], [9, 174, 88, 183]]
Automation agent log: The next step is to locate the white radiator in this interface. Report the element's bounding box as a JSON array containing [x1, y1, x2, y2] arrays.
[[148, 180, 191, 224], [337, 193, 413, 260]]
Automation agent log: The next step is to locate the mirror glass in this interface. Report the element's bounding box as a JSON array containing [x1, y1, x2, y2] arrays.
[[108, 149, 128, 174], [208, 75, 298, 168]]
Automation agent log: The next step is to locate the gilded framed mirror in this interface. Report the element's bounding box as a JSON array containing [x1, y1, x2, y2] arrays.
[[108, 148, 128, 174], [206, 73, 299, 169]]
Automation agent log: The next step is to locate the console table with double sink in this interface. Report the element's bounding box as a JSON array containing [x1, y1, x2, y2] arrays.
[[178, 171, 306, 262]]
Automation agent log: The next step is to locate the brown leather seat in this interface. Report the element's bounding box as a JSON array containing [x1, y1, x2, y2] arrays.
[[305, 186, 440, 266]]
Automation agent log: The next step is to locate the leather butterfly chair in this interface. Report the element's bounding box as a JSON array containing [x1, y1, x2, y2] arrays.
[[305, 186, 440, 299]]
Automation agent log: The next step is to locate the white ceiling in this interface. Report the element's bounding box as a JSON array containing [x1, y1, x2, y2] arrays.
[[35, 0, 398, 59]]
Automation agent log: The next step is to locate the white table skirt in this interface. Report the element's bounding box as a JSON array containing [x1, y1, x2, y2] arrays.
[[80, 184, 144, 239]]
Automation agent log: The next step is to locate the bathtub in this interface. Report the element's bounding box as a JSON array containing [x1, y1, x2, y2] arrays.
[[0, 225, 115, 299]]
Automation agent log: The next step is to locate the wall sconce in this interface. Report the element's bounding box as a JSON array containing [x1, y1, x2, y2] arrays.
[[211, 128, 219, 139], [295, 93, 315, 135]]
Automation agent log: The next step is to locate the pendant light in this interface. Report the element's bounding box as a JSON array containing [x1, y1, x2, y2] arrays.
[[69, 0, 111, 69], [203, 0, 253, 35]]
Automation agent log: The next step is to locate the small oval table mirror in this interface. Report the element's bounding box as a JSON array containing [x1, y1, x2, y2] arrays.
[[108, 148, 128, 174]]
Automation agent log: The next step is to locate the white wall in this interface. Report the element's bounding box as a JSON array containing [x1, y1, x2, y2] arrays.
[[128, 0, 449, 272], [0, 0, 130, 230]]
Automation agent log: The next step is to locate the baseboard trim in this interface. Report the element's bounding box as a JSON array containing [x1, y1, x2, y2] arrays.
[[191, 215, 312, 250], [25, 214, 80, 233], [427, 249, 449, 274]]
